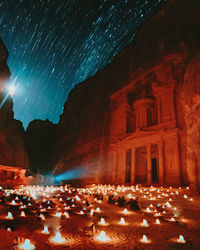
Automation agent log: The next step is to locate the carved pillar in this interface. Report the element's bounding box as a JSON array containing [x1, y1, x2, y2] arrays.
[[158, 141, 164, 184], [174, 138, 181, 184], [122, 148, 126, 184], [114, 150, 118, 183], [147, 144, 152, 185], [109, 151, 114, 184], [131, 147, 136, 184], [116, 148, 126, 184]]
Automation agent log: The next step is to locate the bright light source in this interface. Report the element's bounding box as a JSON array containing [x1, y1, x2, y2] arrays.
[[8, 85, 16, 96]]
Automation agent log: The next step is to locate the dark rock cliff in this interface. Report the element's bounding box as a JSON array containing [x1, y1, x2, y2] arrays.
[[0, 38, 29, 169]]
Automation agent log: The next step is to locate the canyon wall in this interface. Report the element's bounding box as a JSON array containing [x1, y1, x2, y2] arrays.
[[52, 0, 200, 191], [0, 38, 29, 170]]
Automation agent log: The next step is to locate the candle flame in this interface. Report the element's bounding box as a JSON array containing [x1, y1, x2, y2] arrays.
[[49, 231, 67, 245], [119, 217, 125, 225], [99, 218, 106, 225], [6, 212, 13, 220], [177, 235, 185, 243], [18, 239, 35, 250], [21, 211, 25, 217], [96, 231, 110, 242], [141, 219, 149, 227]]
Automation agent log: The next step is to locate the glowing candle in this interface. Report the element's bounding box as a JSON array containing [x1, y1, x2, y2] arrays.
[[123, 208, 128, 215], [39, 214, 45, 220], [155, 219, 160, 224], [49, 231, 67, 245], [146, 207, 151, 213], [140, 234, 150, 243], [17, 239, 35, 250], [12, 200, 16, 205], [177, 235, 185, 243], [6, 212, 13, 220], [55, 212, 61, 217], [95, 231, 110, 242], [141, 219, 149, 227], [166, 202, 171, 208], [96, 207, 100, 212], [42, 225, 49, 234], [119, 217, 125, 225], [99, 218, 106, 225], [64, 212, 69, 218], [90, 209, 94, 216], [21, 211, 25, 217]]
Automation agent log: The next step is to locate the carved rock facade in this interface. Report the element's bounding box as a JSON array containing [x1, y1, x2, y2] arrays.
[[54, 0, 200, 192]]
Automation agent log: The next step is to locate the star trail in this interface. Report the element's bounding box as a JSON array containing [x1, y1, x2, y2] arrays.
[[0, 0, 166, 129]]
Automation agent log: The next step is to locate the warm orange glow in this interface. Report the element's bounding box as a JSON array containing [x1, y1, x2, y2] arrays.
[[99, 218, 106, 225], [49, 231, 67, 245], [140, 234, 151, 243], [95, 231, 110, 242], [17, 239, 35, 250], [6, 212, 13, 220], [177, 235, 185, 243], [119, 217, 126, 225], [141, 219, 149, 227]]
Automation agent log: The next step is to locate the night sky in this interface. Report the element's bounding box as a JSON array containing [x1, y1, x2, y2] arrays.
[[0, 0, 166, 129]]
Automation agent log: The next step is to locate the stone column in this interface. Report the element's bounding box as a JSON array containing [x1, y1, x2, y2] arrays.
[[147, 144, 152, 185], [158, 141, 165, 184], [121, 148, 126, 184], [174, 138, 181, 185], [115, 150, 119, 183], [117, 148, 126, 184], [109, 151, 114, 184], [131, 147, 136, 184]]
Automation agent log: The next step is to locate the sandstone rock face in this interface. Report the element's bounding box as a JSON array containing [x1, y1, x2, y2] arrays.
[[53, 0, 200, 189], [182, 53, 200, 193], [0, 38, 29, 169]]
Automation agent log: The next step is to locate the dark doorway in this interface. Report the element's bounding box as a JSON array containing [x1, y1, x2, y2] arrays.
[[125, 149, 132, 183], [152, 158, 158, 182]]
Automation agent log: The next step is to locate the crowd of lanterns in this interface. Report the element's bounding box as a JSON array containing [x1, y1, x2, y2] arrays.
[[0, 183, 195, 248]]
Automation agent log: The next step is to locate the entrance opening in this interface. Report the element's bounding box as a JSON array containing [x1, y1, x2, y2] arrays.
[[152, 158, 158, 182], [125, 149, 132, 183]]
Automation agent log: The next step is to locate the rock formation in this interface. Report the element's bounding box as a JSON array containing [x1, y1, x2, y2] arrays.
[[52, 0, 200, 193], [0, 38, 29, 169], [182, 53, 200, 194]]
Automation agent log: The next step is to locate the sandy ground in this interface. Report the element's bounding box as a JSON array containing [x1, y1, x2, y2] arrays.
[[0, 185, 199, 249]]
